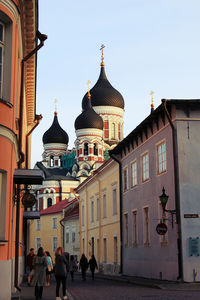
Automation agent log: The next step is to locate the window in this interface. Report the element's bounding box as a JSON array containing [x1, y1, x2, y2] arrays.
[[50, 156, 54, 167], [93, 143, 98, 155], [114, 236, 118, 263], [131, 160, 137, 187], [52, 236, 58, 252], [47, 198, 52, 208], [36, 219, 41, 231], [0, 12, 12, 102], [143, 207, 150, 246], [72, 225, 76, 243], [52, 217, 57, 229], [157, 141, 166, 174], [91, 198, 94, 223], [0, 170, 7, 240], [104, 120, 109, 139], [123, 167, 128, 192], [103, 238, 107, 262], [58, 156, 62, 167], [124, 213, 128, 247], [103, 193, 106, 218], [96, 196, 99, 221], [82, 204, 85, 226], [132, 210, 138, 246], [111, 123, 116, 139], [66, 226, 69, 243], [35, 237, 41, 250], [84, 143, 88, 155], [112, 188, 117, 215], [142, 153, 149, 182]]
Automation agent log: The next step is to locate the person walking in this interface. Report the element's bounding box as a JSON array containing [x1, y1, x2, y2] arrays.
[[45, 251, 53, 286], [26, 248, 35, 286], [54, 247, 68, 300], [69, 255, 77, 281], [88, 254, 98, 280], [79, 253, 88, 281], [31, 247, 47, 300]]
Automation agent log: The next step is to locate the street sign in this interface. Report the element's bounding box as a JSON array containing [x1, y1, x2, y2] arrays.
[[184, 214, 200, 218], [156, 223, 168, 235]]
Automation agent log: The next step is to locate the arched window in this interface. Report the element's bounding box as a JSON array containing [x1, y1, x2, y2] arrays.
[[84, 143, 88, 155], [50, 156, 54, 167], [47, 198, 52, 208], [58, 156, 62, 167], [111, 123, 116, 139], [94, 143, 98, 156]]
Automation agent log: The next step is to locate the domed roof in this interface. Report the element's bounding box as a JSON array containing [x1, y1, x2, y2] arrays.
[[82, 65, 124, 110], [75, 95, 103, 130], [43, 113, 69, 145]]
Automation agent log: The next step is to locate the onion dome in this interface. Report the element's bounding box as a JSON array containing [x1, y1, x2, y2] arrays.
[[43, 112, 69, 145], [82, 64, 124, 110], [75, 94, 103, 130]]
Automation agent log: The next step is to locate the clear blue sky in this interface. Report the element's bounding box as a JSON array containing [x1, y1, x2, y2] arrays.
[[31, 0, 200, 166]]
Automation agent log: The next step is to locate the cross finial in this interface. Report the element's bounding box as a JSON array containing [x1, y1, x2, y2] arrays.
[[150, 90, 154, 112], [54, 98, 58, 115], [100, 44, 105, 66], [87, 80, 91, 99]]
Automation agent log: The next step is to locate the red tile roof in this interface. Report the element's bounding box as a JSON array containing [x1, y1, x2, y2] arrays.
[[40, 198, 77, 216]]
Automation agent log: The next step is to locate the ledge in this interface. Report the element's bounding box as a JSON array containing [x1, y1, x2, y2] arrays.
[[0, 240, 8, 245], [0, 98, 13, 108]]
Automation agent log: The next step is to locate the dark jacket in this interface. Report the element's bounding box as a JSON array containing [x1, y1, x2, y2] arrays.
[[89, 257, 97, 271], [80, 255, 88, 271], [31, 256, 47, 286], [55, 254, 68, 277]]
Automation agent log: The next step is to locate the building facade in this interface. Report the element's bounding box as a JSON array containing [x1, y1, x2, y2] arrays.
[[76, 159, 121, 274], [110, 99, 200, 282]]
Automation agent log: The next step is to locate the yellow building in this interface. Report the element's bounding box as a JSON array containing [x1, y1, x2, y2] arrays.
[[76, 158, 121, 274]]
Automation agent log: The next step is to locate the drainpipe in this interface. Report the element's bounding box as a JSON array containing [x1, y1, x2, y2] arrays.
[[15, 31, 47, 291], [162, 99, 183, 281], [110, 154, 123, 274], [58, 180, 62, 202], [25, 114, 43, 169], [60, 219, 65, 249]]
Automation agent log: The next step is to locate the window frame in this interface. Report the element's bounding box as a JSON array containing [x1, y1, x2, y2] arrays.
[[132, 210, 138, 247], [143, 206, 150, 246], [131, 160, 137, 188], [123, 166, 128, 192], [141, 152, 149, 183], [52, 217, 57, 229], [102, 192, 106, 219], [35, 237, 41, 251], [52, 236, 58, 252], [157, 140, 167, 175], [112, 187, 117, 216]]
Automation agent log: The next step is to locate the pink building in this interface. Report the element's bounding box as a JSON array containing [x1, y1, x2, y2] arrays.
[[110, 99, 200, 282]]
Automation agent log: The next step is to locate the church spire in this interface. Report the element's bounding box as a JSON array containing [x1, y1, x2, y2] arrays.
[[100, 44, 105, 67], [54, 98, 58, 116], [150, 90, 154, 113]]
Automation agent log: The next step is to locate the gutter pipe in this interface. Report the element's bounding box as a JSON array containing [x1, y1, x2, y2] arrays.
[[109, 154, 123, 274], [15, 31, 47, 291], [162, 99, 183, 281]]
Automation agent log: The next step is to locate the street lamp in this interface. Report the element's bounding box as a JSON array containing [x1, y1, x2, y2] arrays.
[[159, 187, 176, 228]]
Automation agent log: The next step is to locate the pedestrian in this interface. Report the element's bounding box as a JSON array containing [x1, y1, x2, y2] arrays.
[[45, 251, 53, 286], [69, 255, 77, 281], [88, 254, 98, 280], [79, 253, 88, 281], [54, 247, 68, 300], [26, 248, 35, 286], [31, 247, 47, 300]]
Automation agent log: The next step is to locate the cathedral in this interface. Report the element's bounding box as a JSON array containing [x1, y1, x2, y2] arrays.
[[34, 48, 125, 209]]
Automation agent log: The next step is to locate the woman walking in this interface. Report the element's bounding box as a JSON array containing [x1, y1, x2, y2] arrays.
[[54, 247, 68, 300], [88, 254, 98, 280], [79, 253, 88, 281], [69, 255, 77, 281], [31, 247, 47, 300], [45, 251, 53, 286]]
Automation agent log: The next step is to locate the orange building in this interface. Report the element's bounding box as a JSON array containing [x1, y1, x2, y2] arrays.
[[0, 1, 46, 299]]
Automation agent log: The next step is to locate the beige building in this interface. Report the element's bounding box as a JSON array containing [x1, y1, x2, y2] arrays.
[[76, 159, 121, 274]]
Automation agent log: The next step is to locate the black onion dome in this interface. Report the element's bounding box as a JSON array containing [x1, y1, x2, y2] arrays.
[[82, 65, 124, 110], [43, 113, 69, 144], [75, 97, 103, 130]]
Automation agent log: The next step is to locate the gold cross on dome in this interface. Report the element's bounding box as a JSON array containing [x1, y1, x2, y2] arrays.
[[54, 98, 58, 113], [100, 44, 105, 64], [87, 80, 91, 98], [150, 90, 154, 104]]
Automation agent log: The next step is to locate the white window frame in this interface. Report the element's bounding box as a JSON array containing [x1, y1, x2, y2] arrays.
[[0, 170, 7, 240], [141, 152, 149, 182], [52, 236, 58, 252], [35, 237, 41, 251], [111, 122, 116, 139], [131, 160, 137, 187], [36, 219, 41, 231], [52, 217, 57, 229], [157, 141, 167, 175]]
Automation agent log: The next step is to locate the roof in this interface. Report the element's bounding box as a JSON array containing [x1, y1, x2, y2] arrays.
[[110, 99, 200, 156], [36, 162, 79, 181], [61, 201, 79, 222], [40, 197, 78, 216], [14, 169, 44, 184]]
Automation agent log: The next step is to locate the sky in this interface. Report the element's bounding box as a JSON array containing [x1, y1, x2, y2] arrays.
[[31, 0, 200, 166]]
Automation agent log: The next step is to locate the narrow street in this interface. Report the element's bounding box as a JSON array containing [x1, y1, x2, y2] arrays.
[[21, 273, 200, 300]]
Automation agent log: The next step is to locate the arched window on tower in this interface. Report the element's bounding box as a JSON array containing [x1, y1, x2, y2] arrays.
[[50, 156, 54, 167], [94, 143, 98, 156], [47, 198, 52, 208], [111, 123, 116, 139], [84, 143, 88, 155], [58, 156, 62, 167], [104, 120, 109, 139]]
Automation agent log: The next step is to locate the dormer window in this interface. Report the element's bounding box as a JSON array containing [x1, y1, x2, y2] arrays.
[[47, 198, 52, 208]]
